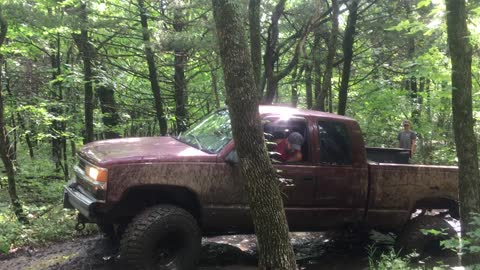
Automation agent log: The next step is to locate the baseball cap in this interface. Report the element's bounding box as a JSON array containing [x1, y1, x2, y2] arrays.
[[287, 132, 304, 151]]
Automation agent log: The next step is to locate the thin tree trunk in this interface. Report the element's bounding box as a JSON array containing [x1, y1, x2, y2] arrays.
[[174, 7, 188, 133], [97, 84, 121, 138], [0, 12, 27, 224], [50, 25, 63, 170], [211, 66, 220, 108], [446, 0, 480, 264], [249, 0, 262, 93], [138, 0, 168, 135], [305, 62, 313, 109], [337, 0, 358, 116], [315, 0, 339, 111], [212, 1, 296, 269], [313, 31, 321, 103], [71, 3, 94, 143], [263, 0, 287, 104]]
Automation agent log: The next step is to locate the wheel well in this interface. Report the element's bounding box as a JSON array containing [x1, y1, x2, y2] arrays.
[[110, 185, 203, 224], [413, 198, 459, 219]]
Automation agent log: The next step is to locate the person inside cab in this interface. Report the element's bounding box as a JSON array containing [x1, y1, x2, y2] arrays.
[[276, 132, 304, 162]]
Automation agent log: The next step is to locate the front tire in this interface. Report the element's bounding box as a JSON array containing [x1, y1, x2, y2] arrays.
[[120, 205, 201, 270], [395, 215, 457, 257]]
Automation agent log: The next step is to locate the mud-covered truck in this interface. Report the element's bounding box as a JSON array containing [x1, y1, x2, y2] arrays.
[[64, 106, 459, 269]]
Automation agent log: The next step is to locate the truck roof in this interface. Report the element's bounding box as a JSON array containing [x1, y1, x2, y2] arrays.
[[258, 105, 355, 122]]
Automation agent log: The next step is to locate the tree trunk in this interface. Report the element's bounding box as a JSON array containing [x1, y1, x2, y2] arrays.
[[138, 0, 168, 135], [71, 3, 94, 143], [174, 7, 188, 133], [445, 0, 480, 264], [0, 12, 27, 224], [211, 65, 220, 108], [50, 28, 64, 171], [315, 0, 339, 111], [212, 1, 296, 269], [337, 0, 358, 116], [291, 66, 299, 107], [249, 0, 262, 93], [313, 30, 322, 104], [305, 62, 313, 109], [263, 0, 287, 104], [97, 84, 121, 139]]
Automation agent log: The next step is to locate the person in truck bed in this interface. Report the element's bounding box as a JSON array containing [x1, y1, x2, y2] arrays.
[[276, 132, 304, 162]]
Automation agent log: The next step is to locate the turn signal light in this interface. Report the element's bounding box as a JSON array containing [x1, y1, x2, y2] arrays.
[[85, 165, 108, 182]]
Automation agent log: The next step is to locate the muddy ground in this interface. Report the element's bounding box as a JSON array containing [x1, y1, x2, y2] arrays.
[[0, 229, 461, 270]]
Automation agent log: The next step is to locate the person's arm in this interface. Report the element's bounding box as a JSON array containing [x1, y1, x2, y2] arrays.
[[410, 132, 417, 157], [410, 138, 416, 157], [286, 151, 303, 162]]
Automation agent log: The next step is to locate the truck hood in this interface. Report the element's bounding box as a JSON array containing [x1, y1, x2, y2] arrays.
[[78, 136, 217, 167]]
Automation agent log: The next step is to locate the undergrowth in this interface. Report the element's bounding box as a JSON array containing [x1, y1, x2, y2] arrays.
[[0, 145, 96, 254]]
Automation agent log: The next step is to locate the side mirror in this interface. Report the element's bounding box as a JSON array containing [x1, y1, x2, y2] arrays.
[[225, 150, 239, 165]]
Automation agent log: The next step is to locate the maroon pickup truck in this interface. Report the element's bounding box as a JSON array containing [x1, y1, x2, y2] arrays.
[[64, 106, 459, 269]]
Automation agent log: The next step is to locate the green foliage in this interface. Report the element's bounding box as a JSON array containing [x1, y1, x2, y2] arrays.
[[0, 205, 96, 254], [368, 246, 447, 270], [442, 213, 480, 257]]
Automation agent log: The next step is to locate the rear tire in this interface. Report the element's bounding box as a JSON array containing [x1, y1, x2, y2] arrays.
[[395, 215, 457, 257], [120, 205, 201, 270]]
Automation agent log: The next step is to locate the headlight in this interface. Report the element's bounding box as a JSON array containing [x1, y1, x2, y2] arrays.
[[85, 165, 108, 182]]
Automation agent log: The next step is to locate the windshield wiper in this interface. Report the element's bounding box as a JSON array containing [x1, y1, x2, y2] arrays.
[[187, 134, 203, 150]]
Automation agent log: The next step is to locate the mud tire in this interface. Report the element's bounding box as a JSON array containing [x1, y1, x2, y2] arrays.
[[395, 215, 456, 257], [120, 205, 201, 270]]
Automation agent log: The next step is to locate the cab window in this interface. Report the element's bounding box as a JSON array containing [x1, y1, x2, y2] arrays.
[[317, 121, 352, 165], [263, 116, 309, 163]]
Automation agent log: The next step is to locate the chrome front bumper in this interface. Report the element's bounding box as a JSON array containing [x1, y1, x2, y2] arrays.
[[63, 181, 98, 220]]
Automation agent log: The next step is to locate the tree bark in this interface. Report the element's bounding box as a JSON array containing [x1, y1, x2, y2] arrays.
[[305, 62, 313, 109], [97, 84, 121, 139], [315, 0, 339, 111], [313, 30, 322, 104], [263, 0, 286, 104], [138, 0, 168, 135], [249, 0, 262, 93], [174, 6, 188, 133], [337, 0, 358, 116], [71, 3, 94, 143], [49, 26, 65, 172], [0, 11, 27, 224], [446, 0, 480, 264], [212, 1, 296, 269]]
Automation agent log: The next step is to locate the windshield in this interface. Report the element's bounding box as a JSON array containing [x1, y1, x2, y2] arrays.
[[177, 110, 232, 153]]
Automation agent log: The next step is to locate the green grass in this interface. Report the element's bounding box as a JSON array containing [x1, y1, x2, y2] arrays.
[[0, 144, 96, 254]]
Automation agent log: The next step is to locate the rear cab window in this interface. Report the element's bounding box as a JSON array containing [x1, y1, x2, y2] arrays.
[[317, 121, 352, 165]]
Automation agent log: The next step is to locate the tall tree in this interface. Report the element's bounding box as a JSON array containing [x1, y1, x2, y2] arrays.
[[212, 0, 296, 269], [445, 0, 480, 262], [173, 3, 188, 133], [315, 0, 339, 111], [71, 2, 95, 143], [0, 7, 27, 224], [337, 0, 359, 115], [138, 0, 168, 135]]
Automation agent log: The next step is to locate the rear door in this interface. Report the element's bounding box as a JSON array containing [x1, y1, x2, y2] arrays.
[[311, 120, 368, 228]]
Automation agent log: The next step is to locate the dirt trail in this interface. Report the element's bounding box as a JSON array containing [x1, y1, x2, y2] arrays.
[[0, 230, 460, 270], [0, 232, 371, 270]]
